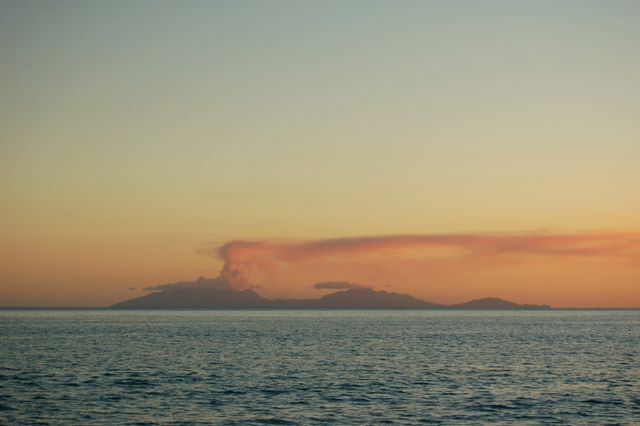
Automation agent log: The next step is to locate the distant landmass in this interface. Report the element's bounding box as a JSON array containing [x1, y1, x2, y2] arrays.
[[450, 297, 550, 309], [111, 287, 550, 309]]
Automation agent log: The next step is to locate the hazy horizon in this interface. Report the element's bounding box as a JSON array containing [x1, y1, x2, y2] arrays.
[[2, 1, 640, 307], [2, 3, 640, 425]]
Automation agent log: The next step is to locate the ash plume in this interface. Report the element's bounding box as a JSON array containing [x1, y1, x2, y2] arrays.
[[202, 231, 640, 289]]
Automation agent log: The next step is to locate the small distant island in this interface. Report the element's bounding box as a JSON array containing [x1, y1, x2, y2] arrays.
[[112, 286, 551, 310]]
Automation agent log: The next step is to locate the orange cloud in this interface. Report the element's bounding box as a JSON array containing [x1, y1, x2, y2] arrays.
[[192, 232, 640, 306], [210, 231, 640, 272]]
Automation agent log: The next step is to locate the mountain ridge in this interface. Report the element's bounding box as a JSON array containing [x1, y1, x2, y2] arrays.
[[111, 287, 550, 309]]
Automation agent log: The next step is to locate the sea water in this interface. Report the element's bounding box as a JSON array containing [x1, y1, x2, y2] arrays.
[[1, 309, 638, 424]]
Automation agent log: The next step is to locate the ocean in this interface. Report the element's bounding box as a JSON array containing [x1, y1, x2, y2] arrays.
[[1, 309, 638, 424]]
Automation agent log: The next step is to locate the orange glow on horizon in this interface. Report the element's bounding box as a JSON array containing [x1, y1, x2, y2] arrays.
[[184, 232, 640, 308]]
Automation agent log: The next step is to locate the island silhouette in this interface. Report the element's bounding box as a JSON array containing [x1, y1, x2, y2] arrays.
[[112, 286, 550, 309]]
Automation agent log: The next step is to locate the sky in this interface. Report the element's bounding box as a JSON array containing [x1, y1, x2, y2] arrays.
[[1, 0, 639, 307]]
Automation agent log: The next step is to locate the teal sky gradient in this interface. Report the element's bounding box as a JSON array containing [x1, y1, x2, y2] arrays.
[[1, 1, 639, 305]]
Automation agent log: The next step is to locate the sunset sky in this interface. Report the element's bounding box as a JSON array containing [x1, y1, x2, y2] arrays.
[[1, 1, 639, 307]]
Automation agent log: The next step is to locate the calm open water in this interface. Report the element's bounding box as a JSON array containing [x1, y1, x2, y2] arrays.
[[1, 309, 639, 425]]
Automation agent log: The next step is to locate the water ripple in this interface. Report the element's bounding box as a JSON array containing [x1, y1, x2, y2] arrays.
[[1, 309, 639, 424]]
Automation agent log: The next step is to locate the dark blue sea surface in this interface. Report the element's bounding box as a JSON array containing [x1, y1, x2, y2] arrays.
[[1, 309, 639, 424]]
